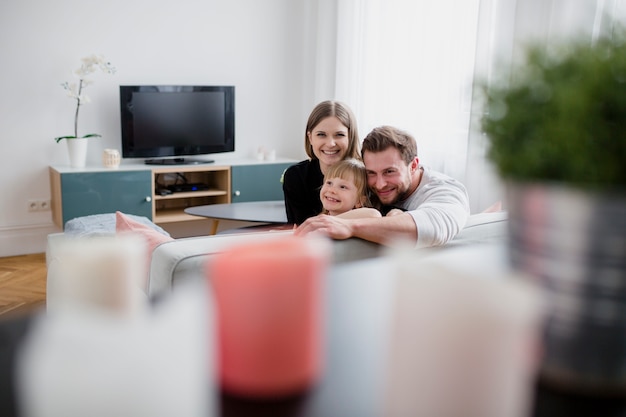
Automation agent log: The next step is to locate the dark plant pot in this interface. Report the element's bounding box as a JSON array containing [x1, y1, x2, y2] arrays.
[[506, 182, 626, 394]]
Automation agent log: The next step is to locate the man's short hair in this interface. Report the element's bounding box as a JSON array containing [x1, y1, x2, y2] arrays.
[[361, 126, 417, 164]]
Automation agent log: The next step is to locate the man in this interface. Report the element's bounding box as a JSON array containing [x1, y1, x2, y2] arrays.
[[295, 126, 470, 247]]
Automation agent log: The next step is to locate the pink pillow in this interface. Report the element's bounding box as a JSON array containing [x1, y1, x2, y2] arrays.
[[115, 211, 173, 291]]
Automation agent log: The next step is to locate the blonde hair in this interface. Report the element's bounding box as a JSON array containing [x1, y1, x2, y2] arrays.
[[322, 159, 371, 208]]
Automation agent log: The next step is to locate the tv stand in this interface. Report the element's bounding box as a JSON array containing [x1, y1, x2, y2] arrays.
[[144, 158, 215, 165]]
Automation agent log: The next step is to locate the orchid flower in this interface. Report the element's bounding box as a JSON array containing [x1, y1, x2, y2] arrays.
[[55, 55, 116, 143]]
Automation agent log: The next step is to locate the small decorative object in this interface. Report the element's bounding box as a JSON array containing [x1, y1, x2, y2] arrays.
[[55, 54, 116, 167], [102, 148, 121, 168], [385, 253, 543, 417], [481, 28, 626, 393], [48, 234, 148, 316], [209, 236, 330, 398], [256, 146, 266, 161], [19, 252, 215, 417]]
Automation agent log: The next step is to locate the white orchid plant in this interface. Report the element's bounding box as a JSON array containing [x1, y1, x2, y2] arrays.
[[54, 54, 116, 143]]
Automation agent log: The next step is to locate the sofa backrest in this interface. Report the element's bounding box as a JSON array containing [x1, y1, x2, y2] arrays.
[[448, 211, 508, 247], [148, 230, 383, 297], [149, 230, 292, 296], [148, 212, 508, 297]]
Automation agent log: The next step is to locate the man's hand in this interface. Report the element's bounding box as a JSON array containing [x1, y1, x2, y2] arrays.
[[294, 214, 353, 240]]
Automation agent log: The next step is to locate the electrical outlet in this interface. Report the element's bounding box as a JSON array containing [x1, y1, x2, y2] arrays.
[[27, 199, 51, 212], [40, 199, 51, 211], [28, 200, 39, 212]]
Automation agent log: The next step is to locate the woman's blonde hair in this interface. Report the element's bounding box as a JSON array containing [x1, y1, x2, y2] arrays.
[[323, 158, 371, 207]]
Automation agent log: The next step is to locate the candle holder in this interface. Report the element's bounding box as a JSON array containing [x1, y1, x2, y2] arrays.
[[103, 148, 121, 168]]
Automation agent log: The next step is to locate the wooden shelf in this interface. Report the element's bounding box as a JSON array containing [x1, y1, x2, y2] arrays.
[[153, 208, 210, 223], [154, 189, 228, 200], [151, 165, 231, 225]]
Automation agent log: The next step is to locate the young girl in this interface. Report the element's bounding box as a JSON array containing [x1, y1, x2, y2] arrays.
[[319, 159, 381, 219]]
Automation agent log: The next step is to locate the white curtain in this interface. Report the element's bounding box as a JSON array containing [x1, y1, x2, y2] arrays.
[[329, 0, 626, 213], [334, 0, 480, 186]]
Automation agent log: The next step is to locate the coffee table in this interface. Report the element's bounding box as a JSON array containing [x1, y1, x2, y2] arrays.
[[185, 200, 288, 234]]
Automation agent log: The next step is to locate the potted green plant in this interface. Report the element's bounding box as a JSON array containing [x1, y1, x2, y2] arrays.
[[55, 55, 115, 168], [481, 29, 626, 393]]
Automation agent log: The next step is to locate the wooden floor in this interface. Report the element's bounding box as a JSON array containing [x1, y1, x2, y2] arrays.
[[0, 253, 47, 318]]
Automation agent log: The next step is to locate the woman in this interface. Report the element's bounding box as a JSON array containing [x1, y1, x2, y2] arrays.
[[283, 100, 361, 225]]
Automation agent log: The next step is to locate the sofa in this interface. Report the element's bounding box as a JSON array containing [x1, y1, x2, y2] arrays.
[[148, 211, 508, 296], [45, 211, 508, 306]]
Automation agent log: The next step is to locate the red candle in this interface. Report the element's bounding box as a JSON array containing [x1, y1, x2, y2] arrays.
[[208, 235, 329, 398]]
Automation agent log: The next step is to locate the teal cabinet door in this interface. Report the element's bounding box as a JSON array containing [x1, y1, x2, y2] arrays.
[[61, 170, 152, 225], [231, 163, 292, 202]]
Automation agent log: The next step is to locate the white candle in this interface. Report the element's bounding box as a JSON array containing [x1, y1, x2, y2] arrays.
[[384, 246, 544, 417]]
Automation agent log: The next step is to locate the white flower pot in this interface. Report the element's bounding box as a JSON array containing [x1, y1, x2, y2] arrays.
[[66, 138, 89, 168]]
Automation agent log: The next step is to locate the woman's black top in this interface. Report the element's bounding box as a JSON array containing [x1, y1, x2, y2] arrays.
[[283, 159, 324, 225]]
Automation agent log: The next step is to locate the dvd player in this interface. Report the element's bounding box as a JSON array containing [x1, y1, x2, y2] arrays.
[[167, 183, 210, 192]]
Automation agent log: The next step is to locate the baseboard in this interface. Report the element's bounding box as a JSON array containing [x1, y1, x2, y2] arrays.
[[0, 223, 61, 257]]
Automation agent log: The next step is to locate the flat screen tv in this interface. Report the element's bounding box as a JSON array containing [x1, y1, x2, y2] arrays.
[[119, 85, 235, 165]]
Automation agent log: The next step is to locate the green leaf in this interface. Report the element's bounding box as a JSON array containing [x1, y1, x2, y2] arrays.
[[54, 136, 77, 143], [54, 133, 102, 143]]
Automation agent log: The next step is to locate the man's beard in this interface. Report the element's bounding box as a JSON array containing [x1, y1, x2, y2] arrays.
[[369, 185, 409, 208], [394, 186, 411, 204]]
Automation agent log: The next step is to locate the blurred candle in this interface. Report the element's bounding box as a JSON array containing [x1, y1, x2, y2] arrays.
[[47, 235, 148, 317], [208, 235, 329, 398], [384, 247, 544, 417]]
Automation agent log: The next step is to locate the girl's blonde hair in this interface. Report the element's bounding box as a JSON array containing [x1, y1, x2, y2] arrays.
[[323, 158, 371, 208]]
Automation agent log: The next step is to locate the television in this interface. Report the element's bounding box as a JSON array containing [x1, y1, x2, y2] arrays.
[[119, 85, 235, 165]]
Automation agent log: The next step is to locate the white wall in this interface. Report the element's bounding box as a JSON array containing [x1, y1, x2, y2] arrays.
[[0, 0, 328, 256]]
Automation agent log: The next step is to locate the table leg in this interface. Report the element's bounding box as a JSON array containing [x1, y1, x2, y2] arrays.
[[211, 219, 220, 235]]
